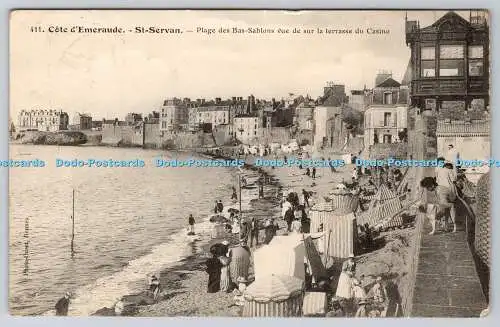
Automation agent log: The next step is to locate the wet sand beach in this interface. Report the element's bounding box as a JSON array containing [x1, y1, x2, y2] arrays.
[[93, 153, 419, 317]]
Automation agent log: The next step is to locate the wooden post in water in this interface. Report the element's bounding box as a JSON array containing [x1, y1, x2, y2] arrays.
[[71, 189, 75, 256]]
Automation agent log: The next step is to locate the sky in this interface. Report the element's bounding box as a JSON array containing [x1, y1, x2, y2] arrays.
[[10, 10, 477, 120]]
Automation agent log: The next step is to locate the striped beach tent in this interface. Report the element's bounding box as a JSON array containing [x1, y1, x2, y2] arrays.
[[328, 189, 359, 212], [309, 204, 358, 259], [242, 275, 304, 317], [356, 184, 403, 228]]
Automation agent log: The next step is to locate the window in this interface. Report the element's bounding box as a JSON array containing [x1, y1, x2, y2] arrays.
[[383, 113, 391, 127], [438, 45, 465, 77], [421, 47, 435, 60], [469, 46, 484, 77], [440, 45, 464, 59], [468, 46, 483, 59], [383, 92, 392, 105], [421, 47, 436, 77], [439, 59, 465, 77], [469, 60, 484, 76]]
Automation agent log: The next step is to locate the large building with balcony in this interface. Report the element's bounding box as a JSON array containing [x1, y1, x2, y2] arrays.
[[17, 109, 69, 132], [405, 11, 489, 113]]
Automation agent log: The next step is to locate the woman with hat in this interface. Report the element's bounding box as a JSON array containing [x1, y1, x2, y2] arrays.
[[335, 255, 356, 299], [371, 276, 387, 303], [205, 248, 222, 293], [219, 240, 232, 292], [354, 299, 368, 317], [229, 239, 251, 285]]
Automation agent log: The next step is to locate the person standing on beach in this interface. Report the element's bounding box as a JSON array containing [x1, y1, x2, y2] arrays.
[[188, 214, 195, 234], [213, 201, 219, 214], [240, 221, 250, 243], [231, 186, 238, 200], [219, 249, 232, 293], [264, 218, 278, 244], [284, 207, 294, 232], [312, 167, 317, 179], [302, 189, 310, 207], [217, 200, 224, 213], [306, 168, 311, 177], [249, 217, 259, 247], [55, 292, 71, 316], [205, 249, 222, 293], [229, 240, 251, 284]]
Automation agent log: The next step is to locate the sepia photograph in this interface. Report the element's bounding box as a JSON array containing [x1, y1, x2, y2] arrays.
[[8, 9, 490, 318]]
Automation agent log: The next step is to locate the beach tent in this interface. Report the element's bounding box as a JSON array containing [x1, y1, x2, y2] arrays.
[[356, 183, 403, 229], [328, 189, 359, 213], [309, 203, 358, 259], [242, 275, 304, 317], [253, 234, 306, 280]]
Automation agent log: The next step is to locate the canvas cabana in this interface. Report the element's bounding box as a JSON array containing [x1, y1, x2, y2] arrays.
[[309, 203, 358, 260], [253, 234, 306, 281], [242, 275, 304, 317]]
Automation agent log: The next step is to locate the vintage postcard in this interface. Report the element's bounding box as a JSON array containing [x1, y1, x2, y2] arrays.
[[9, 10, 490, 317]]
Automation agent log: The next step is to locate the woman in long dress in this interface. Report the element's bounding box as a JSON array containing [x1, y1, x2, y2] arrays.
[[335, 255, 356, 299], [219, 255, 231, 292], [229, 241, 251, 283], [205, 253, 222, 293]]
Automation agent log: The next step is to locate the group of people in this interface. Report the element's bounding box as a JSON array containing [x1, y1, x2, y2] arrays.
[[418, 148, 466, 235], [205, 239, 251, 294], [239, 217, 279, 247]]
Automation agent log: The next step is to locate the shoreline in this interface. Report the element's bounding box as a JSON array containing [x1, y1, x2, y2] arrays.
[[90, 150, 282, 317]]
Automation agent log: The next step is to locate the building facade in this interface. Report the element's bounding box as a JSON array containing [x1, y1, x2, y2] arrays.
[[196, 106, 231, 129], [160, 98, 188, 132], [294, 100, 315, 131], [405, 11, 489, 113], [234, 116, 260, 144], [72, 113, 92, 130], [364, 105, 408, 146], [17, 109, 69, 131]]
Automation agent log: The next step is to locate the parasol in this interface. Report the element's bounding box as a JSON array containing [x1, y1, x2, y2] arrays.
[[209, 215, 229, 224], [244, 274, 304, 302]]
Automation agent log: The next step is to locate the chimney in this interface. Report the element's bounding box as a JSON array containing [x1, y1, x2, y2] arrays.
[[232, 97, 237, 103], [201, 99, 206, 105]]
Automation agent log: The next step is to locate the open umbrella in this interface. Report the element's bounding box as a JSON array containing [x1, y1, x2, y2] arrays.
[[209, 215, 229, 224], [244, 275, 304, 302], [228, 208, 240, 214]]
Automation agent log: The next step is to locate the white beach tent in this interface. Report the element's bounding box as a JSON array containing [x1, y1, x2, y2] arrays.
[[253, 234, 306, 281]]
